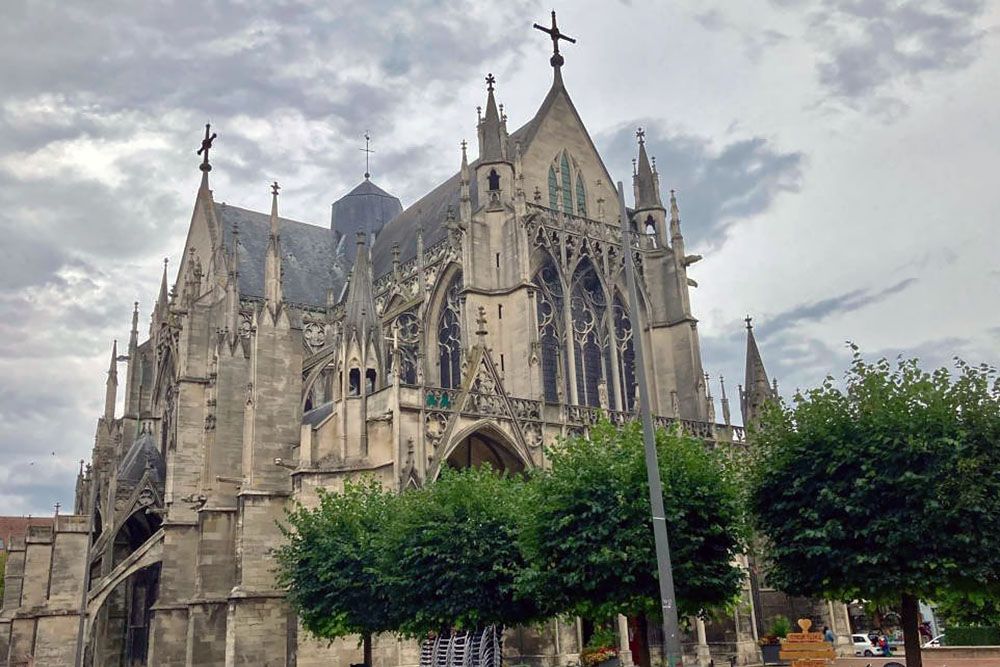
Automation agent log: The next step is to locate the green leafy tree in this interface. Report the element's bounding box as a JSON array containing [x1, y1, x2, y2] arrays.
[[934, 589, 1000, 627], [377, 465, 538, 636], [748, 352, 1000, 667], [275, 478, 396, 665], [519, 419, 746, 624]]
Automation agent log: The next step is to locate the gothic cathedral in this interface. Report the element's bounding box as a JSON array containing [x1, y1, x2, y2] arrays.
[[0, 15, 850, 667]]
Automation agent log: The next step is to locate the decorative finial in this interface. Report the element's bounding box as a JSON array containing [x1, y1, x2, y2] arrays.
[[476, 105, 482, 122], [271, 181, 280, 197], [197, 123, 217, 173], [360, 131, 374, 179], [636, 127, 645, 145], [533, 10, 576, 70], [632, 158, 637, 175], [54, 502, 61, 516], [485, 72, 496, 92], [651, 156, 657, 173], [461, 139, 467, 156], [745, 315, 753, 330]]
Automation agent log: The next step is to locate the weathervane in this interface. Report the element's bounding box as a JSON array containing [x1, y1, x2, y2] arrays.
[[533, 10, 576, 69], [360, 131, 374, 179], [197, 123, 217, 172]]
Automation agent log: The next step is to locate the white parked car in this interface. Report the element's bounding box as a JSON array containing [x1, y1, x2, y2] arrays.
[[852, 633, 879, 657]]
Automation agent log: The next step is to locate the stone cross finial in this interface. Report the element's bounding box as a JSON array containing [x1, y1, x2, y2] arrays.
[[745, 315, 753, 330], [636, 127, 645, 145], [197, 123, 217, 172], [54, 502, 61, 516], [533, 10, 576, 68], [271, 181, 280, 197], [485, 73, 496, 92]]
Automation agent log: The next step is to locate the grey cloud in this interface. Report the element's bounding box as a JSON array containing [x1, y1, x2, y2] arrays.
[[805, 0, 987, 103], [597, 122, 805, 249], [761, 277, 918, 337]]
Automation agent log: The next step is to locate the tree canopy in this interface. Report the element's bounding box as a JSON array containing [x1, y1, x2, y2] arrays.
[[748, 352, 1000, 667], [378, 465, 538, 636], [520, 419, 747, 621], [275, 478, 397, 648]]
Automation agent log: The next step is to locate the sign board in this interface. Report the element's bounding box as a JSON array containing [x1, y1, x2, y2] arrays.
[[779, 619, 835, 667]]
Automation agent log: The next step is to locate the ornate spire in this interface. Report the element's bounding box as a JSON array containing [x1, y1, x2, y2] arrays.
[[720, 375, 732, 426], [263, 181, 283, 311], [478, 73, 503, 162], [128, 301, 139, 351], [104, 339, 118, 420], [533, 11, 576, 83], [633, 127, 662, 209], [344, 232, 378, 340], [741, 316, 775, 426], [459, 140, 472, 222]]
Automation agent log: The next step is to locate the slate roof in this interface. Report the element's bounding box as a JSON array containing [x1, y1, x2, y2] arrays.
[[217, 203, 349, 309], [331, 179, 403, 262]]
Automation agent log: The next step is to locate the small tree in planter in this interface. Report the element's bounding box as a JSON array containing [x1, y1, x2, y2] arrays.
[[759, 615, 791, 664]]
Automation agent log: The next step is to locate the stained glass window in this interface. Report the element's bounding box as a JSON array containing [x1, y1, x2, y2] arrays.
[[548, 166, 559, 210], [561, 153, 573, 214], [533, 257, 564, 402], [576, 175, 587, 217], [438, 272, 464, 389]]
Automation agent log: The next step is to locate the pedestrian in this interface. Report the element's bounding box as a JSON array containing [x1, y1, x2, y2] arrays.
[[823, 626, 835, 644]]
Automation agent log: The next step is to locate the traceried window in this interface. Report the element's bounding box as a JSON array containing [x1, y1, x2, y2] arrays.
[[560, 153, 573, 214], [548, 167, 559, 210], [438, 272, 464, 389], [570, 259, 608, 406], [387, 310, 420, 385], [533, 253, 639, 411], [533, 256, 565, 402], [613, 293, 637, 411], [576, 175, 587, 217]]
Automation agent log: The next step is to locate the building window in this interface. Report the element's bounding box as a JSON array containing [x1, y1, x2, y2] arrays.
[[488, 169, 500, 191], [365, 369, 377, 393], [533, 256, 565, 403], [348, 368, 360, 396], [613, 293, 637, 411], [560, 153, 573, 214], [576, 175, 587, 217], [548, 166, 559, 210], [387, 311, 420, 385], [438, 272, 464, 389], [570, 259, 606, 407]]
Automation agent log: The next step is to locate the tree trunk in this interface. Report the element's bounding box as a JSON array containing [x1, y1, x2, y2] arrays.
[[363, 632, 373, 667], [901, 593, 923, 667]]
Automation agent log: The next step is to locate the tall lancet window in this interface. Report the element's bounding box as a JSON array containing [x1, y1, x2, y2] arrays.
[[576, 175, 587, 217], [388, 310, 420, 385], [570, 259, 608, 407], [437, 272, 463, 389], [533, 256, 565, 402], [613, 293, 637, 411], [548, 167, 559, 210], [560, 153, 573, 214]]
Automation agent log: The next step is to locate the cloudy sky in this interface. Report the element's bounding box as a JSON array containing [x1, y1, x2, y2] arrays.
[[1, 0, 997, 515]]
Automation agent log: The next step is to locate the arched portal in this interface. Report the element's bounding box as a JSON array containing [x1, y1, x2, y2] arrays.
[[444, 429, 525, 474]]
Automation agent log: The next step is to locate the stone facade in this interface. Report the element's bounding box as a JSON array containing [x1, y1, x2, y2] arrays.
[[0, 32, 850, 667]]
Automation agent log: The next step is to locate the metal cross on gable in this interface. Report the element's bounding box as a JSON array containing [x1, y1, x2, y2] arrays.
[[533, 10, 576, 68], [197, 123, 217, 172], [360, 131, 374, 179]]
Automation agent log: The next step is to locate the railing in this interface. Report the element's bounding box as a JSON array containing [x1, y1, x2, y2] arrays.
[[421, 387, 745, 444]]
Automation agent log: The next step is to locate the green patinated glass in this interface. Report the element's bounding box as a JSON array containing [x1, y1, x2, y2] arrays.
[[548, 166, 558, 210], [576, 175, 587, 217], [560, 153, 572, 214]]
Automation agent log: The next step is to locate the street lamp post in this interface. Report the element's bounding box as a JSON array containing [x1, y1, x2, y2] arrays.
[[617, 181, 683, 667]]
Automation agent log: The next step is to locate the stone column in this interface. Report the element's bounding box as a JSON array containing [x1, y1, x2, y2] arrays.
[[695, 617, 711, 667], [617, 614, 634, 666]]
